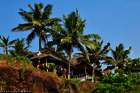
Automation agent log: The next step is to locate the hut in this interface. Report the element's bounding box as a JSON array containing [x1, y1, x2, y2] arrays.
[[28, 48, 69, 72], [71, 58, 92, 76]]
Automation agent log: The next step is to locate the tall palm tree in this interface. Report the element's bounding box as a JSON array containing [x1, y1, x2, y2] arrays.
[[48, 10, 96, 79], [77, 39, 110, 82], [12, 3, 61, 50], [10, 38, 30, 56], [0, 36, 16, 55]]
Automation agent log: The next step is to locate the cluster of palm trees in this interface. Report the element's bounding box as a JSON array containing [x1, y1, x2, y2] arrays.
[[11, 3, 100, 79], [0, 3, 139, 80], [0, 36, 29, 56]]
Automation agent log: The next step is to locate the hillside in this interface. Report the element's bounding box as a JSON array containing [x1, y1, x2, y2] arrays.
[[0, 55, 95, 93]]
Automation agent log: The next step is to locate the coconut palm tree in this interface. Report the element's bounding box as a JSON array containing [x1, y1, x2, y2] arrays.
[[48, 10, 96, 79], [105, 43, 131, 72], [12, 3, 61, 50], [0, 35, 16, 55], [10, 38, 30, 56], [76, 39, 110, 82], [87, 41, 110, 82]]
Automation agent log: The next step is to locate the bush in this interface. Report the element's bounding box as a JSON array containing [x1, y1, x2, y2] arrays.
[[92, 72, 133, 93]]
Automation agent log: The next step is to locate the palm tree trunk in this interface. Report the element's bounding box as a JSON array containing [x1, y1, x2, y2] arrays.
[[92, 63, 95, 82], [85, 66, 87, 80], [5, 47, 8, 55], [45, 38, 48, 48], [39, 34, 42, 51], [67, 48, 72, 80], [68, 53, 72, 80]]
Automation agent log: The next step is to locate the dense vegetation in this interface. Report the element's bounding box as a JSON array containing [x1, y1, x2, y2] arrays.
[[0, 2, 140, 93]]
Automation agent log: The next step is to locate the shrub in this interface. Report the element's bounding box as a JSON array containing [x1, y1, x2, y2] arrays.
[[92, 72, 133, 93]]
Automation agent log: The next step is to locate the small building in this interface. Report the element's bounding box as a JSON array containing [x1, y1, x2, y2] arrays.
[[28, 48, 68, 69]]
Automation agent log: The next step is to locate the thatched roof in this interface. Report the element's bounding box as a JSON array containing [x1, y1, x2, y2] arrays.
[[70, 57, 93, 74], [28, 48, 64, 61], [30, 53, 61, 61]]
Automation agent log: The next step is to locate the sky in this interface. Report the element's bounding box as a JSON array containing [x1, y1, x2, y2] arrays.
[[0, 0, 140, 58]]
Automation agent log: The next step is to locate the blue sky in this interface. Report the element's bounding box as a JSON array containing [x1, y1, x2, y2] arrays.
[[0, 0, 140, 58]]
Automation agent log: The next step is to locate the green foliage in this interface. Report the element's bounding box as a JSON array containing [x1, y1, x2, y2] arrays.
[[0, 54, 32, 65], [93, 72, 133, 93], [16, 56, 32, 64], [92, 83, 130, 93]]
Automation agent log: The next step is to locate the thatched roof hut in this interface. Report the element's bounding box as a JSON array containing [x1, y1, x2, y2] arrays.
[[69, 57, 95, 76], [28, 48, 68, 68]]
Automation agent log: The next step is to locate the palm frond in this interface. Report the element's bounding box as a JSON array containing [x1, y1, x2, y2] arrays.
[[26, 30, 36, 44], [33, 3, 43, 19], [18, 11, 33, 22], [81, 40, 97, 49], [9, 39, 17, 45], [46, 48, 66, 61], [28, 4, 34, 12], [43, 4, 52, 19], [80, 33, 101, 40], [1, 36, 9, 46], [12, 23, 33, 31], [100, 42, 110, 55], [0, 42, 4, 47], [35, 3, 43, 10], [46, 18, 61, 26]]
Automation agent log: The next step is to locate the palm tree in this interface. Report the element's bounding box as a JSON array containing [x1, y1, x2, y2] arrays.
[[77, 39, 110, 82], [10, 38, 30, 56], [106, 43, 131, 72], [12, 3, 61, 50], [48, 10, 96, 79], [88, 41, 110, 82], [0, 35, 16, 55]]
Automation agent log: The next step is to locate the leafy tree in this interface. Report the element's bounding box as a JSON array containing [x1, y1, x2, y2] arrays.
[[0, 35, 16, 55], [12, 3, 61, 50]]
